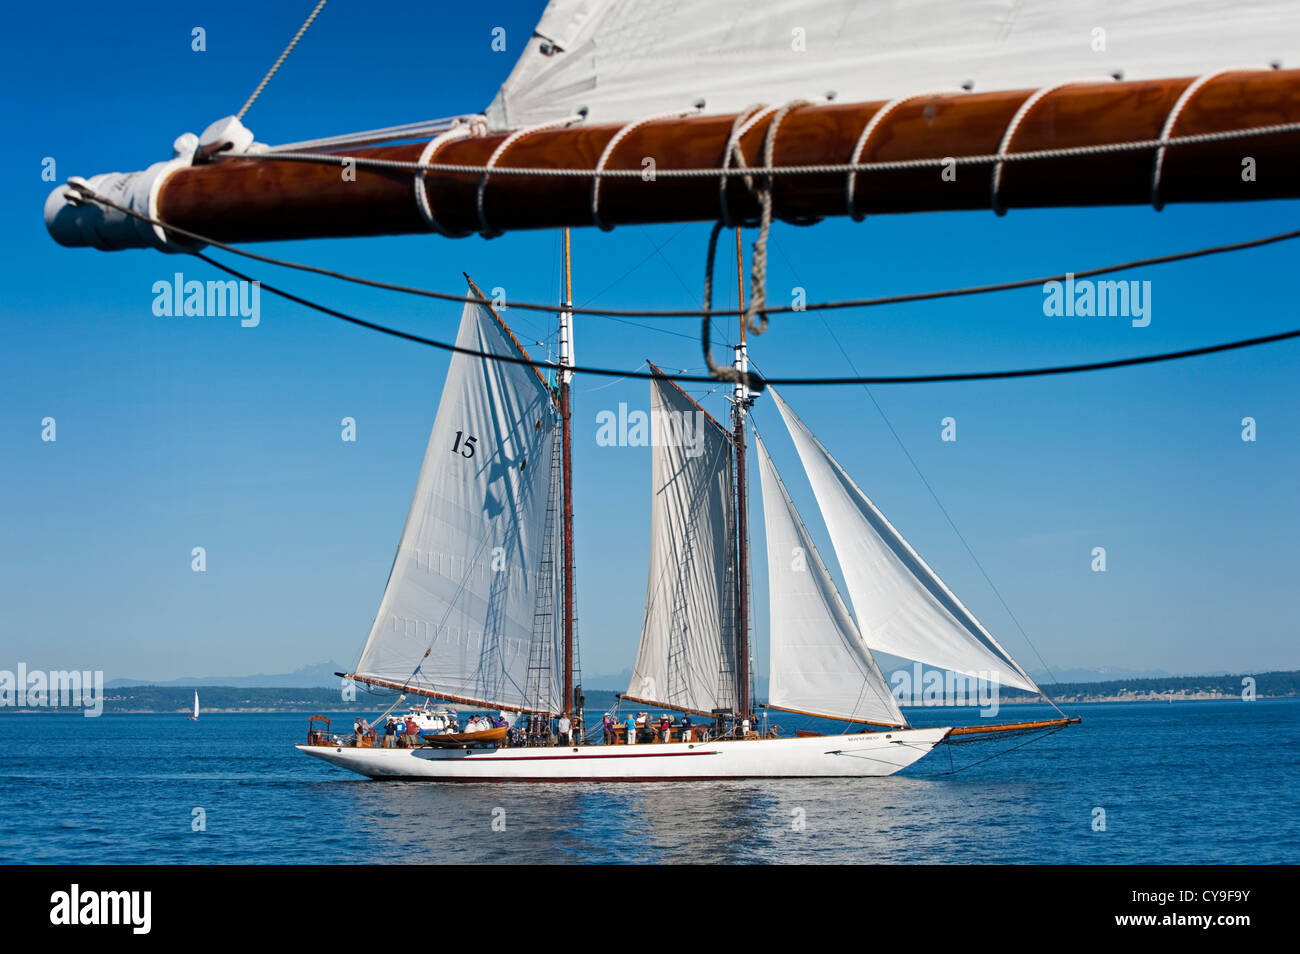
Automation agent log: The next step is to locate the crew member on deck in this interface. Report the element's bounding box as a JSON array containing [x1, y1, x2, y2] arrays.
[[681, 713, 693, 743], [557, 711, 571, 747]]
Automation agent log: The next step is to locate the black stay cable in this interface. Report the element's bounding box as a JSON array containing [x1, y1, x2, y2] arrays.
[[194, 251, 1300, 388]]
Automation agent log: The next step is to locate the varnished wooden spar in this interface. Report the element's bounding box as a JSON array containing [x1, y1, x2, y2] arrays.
[[761, 703, 905, 729], [337, 671, 530, 713], [616, 693, 718, 720], [155, 71, 1300, 244], [945, 716, 1081, 737]]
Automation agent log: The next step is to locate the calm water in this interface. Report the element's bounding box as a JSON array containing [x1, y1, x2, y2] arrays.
[[2, 699, 1296, 864]]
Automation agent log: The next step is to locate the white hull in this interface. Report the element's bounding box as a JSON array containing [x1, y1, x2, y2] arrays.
[[295, 727, 951, 781]]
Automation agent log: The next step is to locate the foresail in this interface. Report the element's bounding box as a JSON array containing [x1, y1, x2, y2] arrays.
[[486, 0, 1300, 128], [353, 298, 562, 712], [628, 372, 737, 714], [769, 389, 1040, 694], [754, 429, 906, 728]]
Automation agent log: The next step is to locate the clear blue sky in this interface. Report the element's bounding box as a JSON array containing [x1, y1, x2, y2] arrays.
[[2, 0, 1296, 685]]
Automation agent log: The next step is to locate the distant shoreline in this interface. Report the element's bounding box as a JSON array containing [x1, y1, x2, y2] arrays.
[[3, 670, 1293, 714], [2, 694, 1293, 715]]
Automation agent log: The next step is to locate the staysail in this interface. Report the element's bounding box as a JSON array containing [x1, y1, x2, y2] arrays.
[[768, 389, 1040, 694], [627, 371, 737, 715], [487, 0, 1300, 128], [352, 294, 563, 713], [753, 428, 907, 728]]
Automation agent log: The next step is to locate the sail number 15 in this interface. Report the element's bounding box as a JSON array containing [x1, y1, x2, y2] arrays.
[[452, 430, 479, 458]]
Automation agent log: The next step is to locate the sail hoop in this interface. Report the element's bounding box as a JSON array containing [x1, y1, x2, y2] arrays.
[[990, 78, 1121, 216], [1151, 67, 1270, 210], [592, 105, 704, 231], [416, 117, 488, 237], [477, 113, 587, 237], [846, 89, 967, 221]]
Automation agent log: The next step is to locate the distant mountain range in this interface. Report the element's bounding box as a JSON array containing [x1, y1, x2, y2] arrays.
[[106, 661, 345, 689]]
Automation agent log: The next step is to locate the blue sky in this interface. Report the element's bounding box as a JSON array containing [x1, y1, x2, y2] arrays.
[[2, 0, 1297, 685]]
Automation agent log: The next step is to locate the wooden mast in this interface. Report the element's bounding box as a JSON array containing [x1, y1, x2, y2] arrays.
[[733, 228, 752, 725], [560, 228, 576, 722], [123, 72, 1300, 245]]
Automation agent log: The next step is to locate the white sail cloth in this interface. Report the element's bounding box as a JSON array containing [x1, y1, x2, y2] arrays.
[[754, 429, 907, 727], [487, 0, 1300, 128], [354, 299, 562, 712], [769, 389, 1039, 694], [628, 375, 737, 713]]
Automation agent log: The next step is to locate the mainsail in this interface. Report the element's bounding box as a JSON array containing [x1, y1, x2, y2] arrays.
[[753, 429, 907, 728], [768, 388, 1040, 694], [487, 0, 1300, 128], [352, 295, 563, 712], [627, 371, 737, 715]]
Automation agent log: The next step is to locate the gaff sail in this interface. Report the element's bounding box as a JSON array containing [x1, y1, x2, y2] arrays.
[[351, 294, 563, 713], [627, 371, 737, 715], [753, 428, 907, 728], [768, 388, 1040, 694]]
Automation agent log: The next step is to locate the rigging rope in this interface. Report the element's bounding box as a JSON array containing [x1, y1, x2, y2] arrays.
[[235, 0, 328, 121], [65, 183, 1300, 387], [917, 724, 1069, 776], [765, 237, 1069, 712], [189, 249, 1300, 389], [65, 180, 1300, 320]]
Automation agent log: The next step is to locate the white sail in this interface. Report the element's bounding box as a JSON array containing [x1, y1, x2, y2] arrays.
[[487, 0, 1300, 128], [768, 388, 1039, 694], [353, 298, 563, 713], [627, 374, 737, 714], [754, 429, 907, 727], [193, 691, 199, 720]]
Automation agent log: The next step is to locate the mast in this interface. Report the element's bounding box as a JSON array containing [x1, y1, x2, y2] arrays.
[[559, 228, 576, 719], [732, 228, 752, 722], [45, 72, 1300, 250]]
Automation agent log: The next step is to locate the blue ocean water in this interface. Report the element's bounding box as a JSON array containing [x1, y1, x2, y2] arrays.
[[1, 698, 1296, 864]]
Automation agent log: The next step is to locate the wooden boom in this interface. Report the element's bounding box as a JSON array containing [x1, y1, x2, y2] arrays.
[[134, 70, 1300, 246]]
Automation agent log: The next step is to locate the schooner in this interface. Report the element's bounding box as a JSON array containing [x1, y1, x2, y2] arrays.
[[41, 0, 1300, 779], [289, 254, 1067, 781]]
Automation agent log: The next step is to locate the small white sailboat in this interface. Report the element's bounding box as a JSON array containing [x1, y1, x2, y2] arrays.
[[297, 263, 1075, 782], [189, 691, 199, 722]]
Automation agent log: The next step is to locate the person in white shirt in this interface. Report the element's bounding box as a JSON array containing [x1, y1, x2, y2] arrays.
[[556, 712, 571, 746]]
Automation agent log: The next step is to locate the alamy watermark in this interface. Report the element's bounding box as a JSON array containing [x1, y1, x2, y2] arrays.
[[890, 663, 1000, 717], [0, 664, 104, 717], [50, 884, 150, 934], [1042, 273, 1151, 327], [595, 402, 707, 459], [152, 272, 260, 327]]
